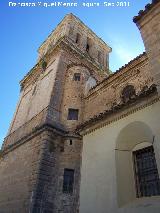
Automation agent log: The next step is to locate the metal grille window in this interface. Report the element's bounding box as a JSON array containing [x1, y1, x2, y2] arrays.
[[73, 73, 81, 81], [67, 108, 79, 120], [63, 169, 74, 193], [133, 146, 160, 197]]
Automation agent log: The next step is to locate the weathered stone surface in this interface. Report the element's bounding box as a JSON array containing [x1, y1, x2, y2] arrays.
[[83, 52, 153, 121], [134, 1, 160, 92], [1, 2, 160, 212]]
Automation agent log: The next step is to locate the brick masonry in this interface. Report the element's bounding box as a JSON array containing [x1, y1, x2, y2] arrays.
[[0, 2, 160, 212]]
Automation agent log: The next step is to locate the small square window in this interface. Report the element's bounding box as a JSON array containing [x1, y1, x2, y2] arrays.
[[67, 108, 79, 120], [63, 169, 74, 193], [73, 73, 81, 81]]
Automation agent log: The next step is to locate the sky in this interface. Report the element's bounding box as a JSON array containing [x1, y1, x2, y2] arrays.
[[0, 0, 151, 147]]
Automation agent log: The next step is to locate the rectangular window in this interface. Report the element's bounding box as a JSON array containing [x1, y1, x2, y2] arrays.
[[76, 33, 81, 44], [63, 169, 74, 193], [67, 108, 79, 120], [86, 37, 91, 53], [73, 73, 81, 81], [133, 146, 160, 197]]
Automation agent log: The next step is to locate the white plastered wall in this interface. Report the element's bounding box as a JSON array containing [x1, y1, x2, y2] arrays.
[[80, 100, 160, 213]]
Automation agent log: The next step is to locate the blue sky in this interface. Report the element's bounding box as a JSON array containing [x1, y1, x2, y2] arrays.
[[0, 0, 151, 147]]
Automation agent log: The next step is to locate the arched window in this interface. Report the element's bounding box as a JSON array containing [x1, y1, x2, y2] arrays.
[[73, 73, 81, 81], [115, 121, 160, 207], [84, 76, 96, 95], [121, 85, 135, 103]]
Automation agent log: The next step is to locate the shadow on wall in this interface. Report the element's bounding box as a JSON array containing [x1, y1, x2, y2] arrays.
[[115, 121, 155, 207]]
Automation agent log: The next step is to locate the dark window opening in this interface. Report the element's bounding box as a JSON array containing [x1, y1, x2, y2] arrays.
[[70, 139, 73, 145], [86, 43, 90, 52], [67, 109, 79, 120], [63, 169, 74, 193], [76, 33, 81, 44], [133, 146, 160, 197], [73, 73, 81, 81], [86, 38, 92, 53], [42, 60, 47, 71]]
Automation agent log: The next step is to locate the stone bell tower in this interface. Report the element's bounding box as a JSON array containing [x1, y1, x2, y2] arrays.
[[0, 14, 111, 212], [133, 0, 160, 92]]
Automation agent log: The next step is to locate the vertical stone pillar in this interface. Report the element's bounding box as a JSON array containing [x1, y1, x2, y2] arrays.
[[133, 1, 160, 93], [47, 51, 67, 125]]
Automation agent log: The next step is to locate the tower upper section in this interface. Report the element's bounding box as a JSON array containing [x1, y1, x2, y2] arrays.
[[3, 13, 112, 149], [38, 13, 111, 71]]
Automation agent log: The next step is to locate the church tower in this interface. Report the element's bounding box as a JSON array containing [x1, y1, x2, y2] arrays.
[[0, 14, 111, 212]]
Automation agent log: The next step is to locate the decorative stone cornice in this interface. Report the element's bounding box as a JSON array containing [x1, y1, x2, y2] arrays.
[[0, 122, 67, 158], [133, 0, 160, 23], [1, 122, 81, 159], [76, 84, 158, 135]]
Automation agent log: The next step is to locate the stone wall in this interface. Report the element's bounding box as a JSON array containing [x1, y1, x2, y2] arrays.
[[1, 4, 159, 212], [46, 136, 82, 213], [1, 120, 82, 213], [2, 107, 47, 149], [38, 14, 111, 70], [60, 65, 93, 130], [9, 54, 60, 134], [84, 53, 153, 121], [0, 132, 44, 212]]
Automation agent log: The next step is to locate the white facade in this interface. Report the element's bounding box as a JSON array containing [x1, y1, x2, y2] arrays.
[[79, 98, 160, 213]]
